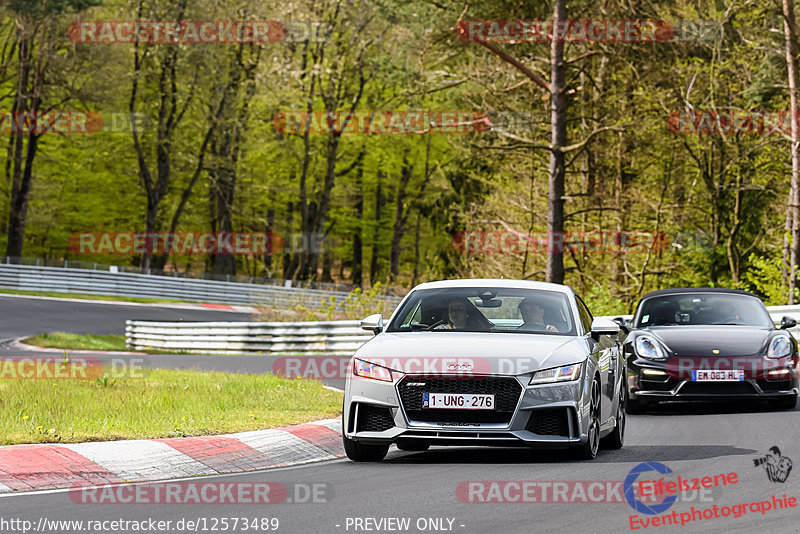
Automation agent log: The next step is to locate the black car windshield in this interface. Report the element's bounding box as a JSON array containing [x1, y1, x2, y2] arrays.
[[386, 287, 577, 335], [635, 293, 773, 328]]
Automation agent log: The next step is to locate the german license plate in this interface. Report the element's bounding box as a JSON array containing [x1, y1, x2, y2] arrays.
[[422, 393, 495, 410], [691, 369, 744, 381]]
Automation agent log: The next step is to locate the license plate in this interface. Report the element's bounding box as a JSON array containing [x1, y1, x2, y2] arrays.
[[422, 393, 495, 410], [691, 370, 744, 381]]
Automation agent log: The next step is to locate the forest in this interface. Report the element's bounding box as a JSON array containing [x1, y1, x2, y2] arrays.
[[1, 0, 799, 314]]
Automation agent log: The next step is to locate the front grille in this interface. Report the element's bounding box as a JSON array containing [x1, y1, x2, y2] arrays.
[[525, 408, 571, 436], [356, 404, 395, 432], [679, 381, 756, 395], [398, 375, 522, 424]]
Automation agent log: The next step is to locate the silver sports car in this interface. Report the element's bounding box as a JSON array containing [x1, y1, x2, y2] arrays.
[[342, 279, 626, 461]]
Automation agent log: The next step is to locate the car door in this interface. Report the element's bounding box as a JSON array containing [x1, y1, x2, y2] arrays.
[[576, 295, 617, 423]]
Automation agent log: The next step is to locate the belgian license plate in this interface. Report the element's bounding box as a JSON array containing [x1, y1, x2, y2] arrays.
[[692, 369, 744, 381], [422, 393, 495, 410]]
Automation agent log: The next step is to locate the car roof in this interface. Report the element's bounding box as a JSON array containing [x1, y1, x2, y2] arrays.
[[639, 287, 761, 300], [411, 278, 573, 294]]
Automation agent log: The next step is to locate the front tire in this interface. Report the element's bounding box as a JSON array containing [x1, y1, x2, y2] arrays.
[[571, 379, 601, 460], [343, 434, 389, 462]]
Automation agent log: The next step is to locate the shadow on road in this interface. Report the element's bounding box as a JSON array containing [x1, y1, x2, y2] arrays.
[[635, 400, 796, 416], [386, 444, 756, 465]]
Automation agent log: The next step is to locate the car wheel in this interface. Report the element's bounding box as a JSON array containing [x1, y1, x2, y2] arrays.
[[571, 379, 601, 460], [601, 387, 624, 450], [770, 395, 798, 410], [343, 434, 389, 462], [395, 439, 430, 452], [625, 395, 648, 415]]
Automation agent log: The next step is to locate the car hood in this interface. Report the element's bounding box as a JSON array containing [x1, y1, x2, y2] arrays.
[[354, 332, 589, 376], [641, 326, 773, 357]]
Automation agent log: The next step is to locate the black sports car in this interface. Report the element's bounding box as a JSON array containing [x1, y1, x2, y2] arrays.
[[624, 288, 799, 413]]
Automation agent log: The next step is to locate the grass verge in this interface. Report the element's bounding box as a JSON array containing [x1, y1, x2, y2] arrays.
[[0, 368, 343, 445], [23, 332, 128, 352]]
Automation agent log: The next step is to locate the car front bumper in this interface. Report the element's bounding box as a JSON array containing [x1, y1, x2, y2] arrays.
[[627, 356, 799, 403], [343, 373, 593, 449]]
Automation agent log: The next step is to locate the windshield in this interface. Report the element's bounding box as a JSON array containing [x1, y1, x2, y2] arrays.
[[386, 287, 577, 335], [635, 293, 773, 328]]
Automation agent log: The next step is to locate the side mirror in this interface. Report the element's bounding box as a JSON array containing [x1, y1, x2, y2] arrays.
[[360, 313, 384, 335], [590, 317, 621, 339], [780, 316, 797, 330], [612, 317, 631, 334]]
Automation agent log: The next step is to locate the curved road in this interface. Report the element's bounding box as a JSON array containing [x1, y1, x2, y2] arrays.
[[0, 297, 798, 533]]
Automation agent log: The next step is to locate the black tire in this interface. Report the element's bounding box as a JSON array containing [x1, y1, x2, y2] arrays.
[[771, 395, 798, 410], [570, 379, 601, 460], [625, 395, 648, 415], [343, 434, 389, 462], [395, 439, 430, 452], [601, 387, 625, 450]]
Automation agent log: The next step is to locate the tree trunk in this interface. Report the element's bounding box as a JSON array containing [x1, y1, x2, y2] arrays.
[[370, 170, 384, 285], [784, 0, 800, 303], [389, 154, 413, 281], [546, 0, 567, 284], [352, 161, 364, 287]]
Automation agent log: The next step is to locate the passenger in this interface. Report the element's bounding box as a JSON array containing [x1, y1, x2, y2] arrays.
[[517, 297, 558, 332]]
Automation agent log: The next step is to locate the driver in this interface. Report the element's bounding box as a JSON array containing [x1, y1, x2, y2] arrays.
[[518, 297, 558, 332], [434, 298, 471, 330]]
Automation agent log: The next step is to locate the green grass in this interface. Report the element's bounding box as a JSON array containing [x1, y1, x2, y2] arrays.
[[24, 332, 128, 351], [0, 368, 342, 445], [0, 288, 194, 304]]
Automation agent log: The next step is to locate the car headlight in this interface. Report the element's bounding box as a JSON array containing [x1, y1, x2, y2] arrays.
[[634, 335, 668, 360], [353, 358, 393, 382], [768, 335, 793, 359], [529, 363, 582, 385]]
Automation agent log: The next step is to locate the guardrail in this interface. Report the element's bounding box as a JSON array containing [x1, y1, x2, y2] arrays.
[[126, 320, 372, 354], [125, 306, 800, 355], [0, 263, 403, 311]]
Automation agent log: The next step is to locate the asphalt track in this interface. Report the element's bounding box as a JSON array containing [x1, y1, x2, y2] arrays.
[[0, 295, 253, 339], [1, 297, 799, 534]]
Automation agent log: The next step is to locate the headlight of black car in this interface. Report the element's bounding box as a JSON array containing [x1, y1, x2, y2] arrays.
[[767, 335, 793, 359], [634, 335, 668, 360]]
